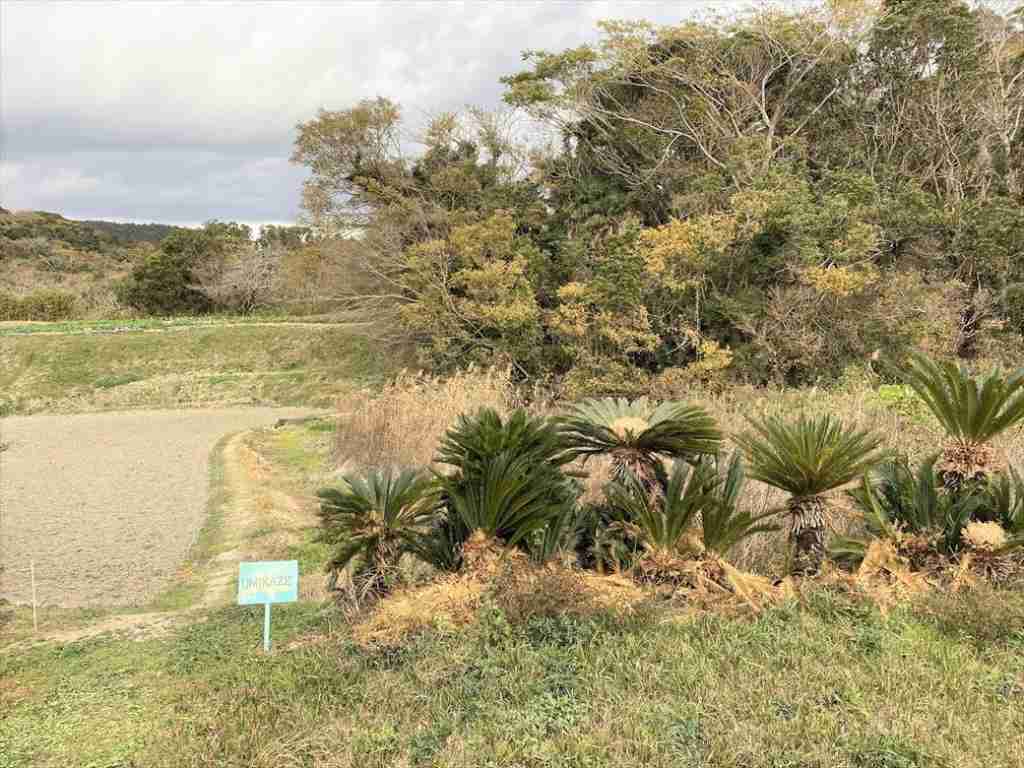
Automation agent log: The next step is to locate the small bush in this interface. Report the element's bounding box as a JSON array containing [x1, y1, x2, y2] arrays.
[[1004, 283, 1024, 334], [0, 289, 78, 320]]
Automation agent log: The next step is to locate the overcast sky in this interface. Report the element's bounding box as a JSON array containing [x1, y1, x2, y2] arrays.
[[1, 1, 749, 226]]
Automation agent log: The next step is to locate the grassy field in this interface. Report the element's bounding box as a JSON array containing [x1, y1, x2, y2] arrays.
[[0, 320, 387, 415], [4, 420, 1024, 768]]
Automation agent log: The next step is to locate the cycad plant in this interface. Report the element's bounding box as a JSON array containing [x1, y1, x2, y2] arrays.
[[834, 456, 977, 567], [982, 466, 1024, 543], [605, 454, 776, 579], [316, 469, 438, 594], [560, 397, 722, 497], [834, 456, 1024, 568], [899, 352, 1024, 490], [735, 414, 885, 574], [433, 407, 579, 570], [699, 452, 779, 558]]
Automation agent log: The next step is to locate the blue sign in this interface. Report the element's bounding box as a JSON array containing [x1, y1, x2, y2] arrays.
[[238, 560, 299, 652], [238, 560, 299, 605]]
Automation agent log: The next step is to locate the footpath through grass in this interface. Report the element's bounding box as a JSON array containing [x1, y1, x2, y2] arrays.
[[3, 420, 1024, 767], [0, 320, 386, 415]]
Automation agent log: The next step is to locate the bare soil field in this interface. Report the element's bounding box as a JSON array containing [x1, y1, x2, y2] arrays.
[[0, 407, 314, 608]]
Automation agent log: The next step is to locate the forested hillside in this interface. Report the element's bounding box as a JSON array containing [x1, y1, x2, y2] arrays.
[[0, 209, 326, 320], [291, 0, 1024, 390]]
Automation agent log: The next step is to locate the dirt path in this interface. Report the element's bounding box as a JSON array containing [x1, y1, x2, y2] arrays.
[[0, 408, 315, 608]]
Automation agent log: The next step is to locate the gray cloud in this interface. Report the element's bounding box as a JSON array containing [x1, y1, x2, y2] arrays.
[[1, 0, 745, 225]]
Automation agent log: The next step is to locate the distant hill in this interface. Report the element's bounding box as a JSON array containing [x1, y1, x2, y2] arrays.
[[0, 209, 189, 250], [77, 219, 190, 245]]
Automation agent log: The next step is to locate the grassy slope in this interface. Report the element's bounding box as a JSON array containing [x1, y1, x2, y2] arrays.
[[0, 321, 385, 415], [3, 422, 1024, 768]]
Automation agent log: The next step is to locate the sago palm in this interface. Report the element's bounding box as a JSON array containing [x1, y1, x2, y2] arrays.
[[560, 397, 722, 497], [434, 407, 579, 569], [316, 469, 439, 593], [836, 457, 1024, 568], [899, 352, 1024, 490], [834, 456, 979, 566], [605, 455, 776, 576], [735, 414, 885, 574], [438, 450, 577, 569], [698, 452, 779, 558]]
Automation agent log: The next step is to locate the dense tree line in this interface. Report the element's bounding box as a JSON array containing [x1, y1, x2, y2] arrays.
[[291, 0, 1024, 392]]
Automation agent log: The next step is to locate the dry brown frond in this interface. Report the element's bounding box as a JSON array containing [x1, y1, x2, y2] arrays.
[[939, 440, 1006, 488], [962, 521, 1008, 551]]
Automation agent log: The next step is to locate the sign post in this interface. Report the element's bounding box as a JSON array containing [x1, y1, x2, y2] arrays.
[[237, 560, 298, 652]]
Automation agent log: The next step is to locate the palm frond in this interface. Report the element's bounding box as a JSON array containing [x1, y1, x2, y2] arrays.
[[734, 414, 886, 497], [699, 452, 779, 556], [437, 407, 574, 473], [843, 456, 987, 557], [316, 469, 438, 581], [559, 397, 722, 462], [435, 408, 580, 563], [978, 466, 1024, 536], [606, 460, 715, 553], [899, 352, 1024, 443], [440, 450, 574, 548]]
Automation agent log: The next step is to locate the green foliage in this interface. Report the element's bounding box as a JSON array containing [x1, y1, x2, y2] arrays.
[[439, 450, 576, 550], [1004, 283, 1024, 334], [289, 1, 1024, 384], [874, 384, 928, 420], [434, 408, 579, 562], [607, 454, 777, 559], [116, 228, 230, 315], [77, 219, 188, 245], [699, 452, 780, 556], [898, 352, 1024, 444], [606, 460, 719, 557], [837, 457, 976, 561], [560, 397, 722, 484], [977, 467, 1024, 546], [316, 469, 438, 588], [735, 414, 886, 498], [836, 455, 1024, 564], [0, 290, 78, 321]]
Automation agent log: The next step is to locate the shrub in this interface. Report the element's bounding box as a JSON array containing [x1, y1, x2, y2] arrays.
[[116, 249, 210, 315], [560, 397, 721, 495], [601, 454, 776, 577], [898, 352, 1024, 489], [1003, 283, 1024, 334], [735, 413, 886, 574], [0, 289, 78, 320], [835, 457, 1024, 570], [432, 408, 580, 570]]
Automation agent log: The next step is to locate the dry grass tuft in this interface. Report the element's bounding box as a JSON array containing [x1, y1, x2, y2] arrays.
[[351, 575, 487, 648], [335, 366, 517, 470], [351, 556, 648, 648]]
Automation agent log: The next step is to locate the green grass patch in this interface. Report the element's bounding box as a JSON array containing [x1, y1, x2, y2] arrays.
[[4, 590, 1024, 767], [93, 371, 143, 389], [0, 322, 389, 414]]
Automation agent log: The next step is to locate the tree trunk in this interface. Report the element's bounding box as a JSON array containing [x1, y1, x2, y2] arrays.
[[788, 496, 828, 575]]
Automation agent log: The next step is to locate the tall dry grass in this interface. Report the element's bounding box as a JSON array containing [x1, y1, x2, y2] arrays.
[[334, 366, 518, 471]]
